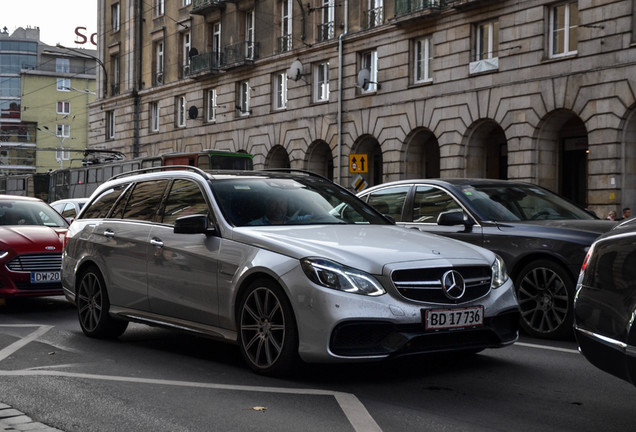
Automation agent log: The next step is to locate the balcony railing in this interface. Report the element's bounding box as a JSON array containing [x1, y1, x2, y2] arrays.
[[449, 0, 500, 9], [365, 7, 384, 29], [190, 51, 222, 74], [191, 0, 224, 14], [110, 83, 120, 95], [394, 0, 444, 16], [317, 22, 334, 42], [223, 41, 259, 67], [278, 35, 292, 53], [153, 71, 164, 86]]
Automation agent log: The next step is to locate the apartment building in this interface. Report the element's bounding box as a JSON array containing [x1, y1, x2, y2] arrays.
[[0, 26, 96, 174], [92, 0, 636, 215]]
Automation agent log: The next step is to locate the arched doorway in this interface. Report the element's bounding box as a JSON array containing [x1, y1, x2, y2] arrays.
[[306, 140, 334, 180], [352, 135, 382, 187], [265, 145, 290, 169], [465, 120, 508, 179], [537, 110, 588, 207], [404, 128, 440, 179]]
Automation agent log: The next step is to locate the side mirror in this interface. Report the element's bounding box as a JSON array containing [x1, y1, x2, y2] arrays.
[[174, 214, 216, 235], [437, 210, 475, 228]]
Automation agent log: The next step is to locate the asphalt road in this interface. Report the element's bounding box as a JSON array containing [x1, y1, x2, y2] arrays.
[[0, 296, 634, 432]]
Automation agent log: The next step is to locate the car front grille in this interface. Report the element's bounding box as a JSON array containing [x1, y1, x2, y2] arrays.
[[392, 265, 491, 304], [6, 253, 63, 272]]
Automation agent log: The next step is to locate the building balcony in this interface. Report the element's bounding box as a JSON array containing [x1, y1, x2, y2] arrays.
[[317, 22, 334, 42], [449, 0, 503, 9], [190, 51, 222, 75], [222, 41, 259, 69], [392, 0, 444, 25], [365, 7, 384, 29], [190, 0, 225, 15], [278, 35, 292, 53]]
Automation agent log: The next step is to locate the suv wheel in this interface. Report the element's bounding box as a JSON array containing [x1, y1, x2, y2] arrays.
[[237, 279, 298, 375], [76, 266, 128, 339], [515, 260, 574, 339]]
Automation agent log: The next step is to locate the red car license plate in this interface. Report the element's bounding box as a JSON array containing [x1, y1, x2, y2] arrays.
[[424, 306, 484, 330], [30, 271, 61, 283]]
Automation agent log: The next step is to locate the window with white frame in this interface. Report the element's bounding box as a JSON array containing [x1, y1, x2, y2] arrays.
[[319, 0, 335, 41], [238, 81, 250, 115], [314, 62, 329, 102], [274, 72, 287, 109], [280, 0, 292, 52], [155, 0, 164, 16], [56, 58, 70, 73], [181, 31, 191, 76], [176, 96, 186, 127], [57, 78, 70, 91], [112, 3, 120, 32], [56, 124, 70, 138], [56, 148, 70, 162], [360, 50, 378, 93], [206, 89, 217, 122], [150, 102, 160, 132], [476, 20, 499, 61], [414, 37, 433, 83], [182, 0, 192, 5], [155, 41, 164, 85], [106, 111, 115, 139], [367, 0, 383, 28], [246, 9, 255, 59], [111, 55, 120, 94], [212, 22, 221, 67], [550, 2, 578, 58], [57, 101, 70, 115]]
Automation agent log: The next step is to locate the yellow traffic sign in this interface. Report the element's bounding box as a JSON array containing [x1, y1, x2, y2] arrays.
[[349, 154, 368, 173]]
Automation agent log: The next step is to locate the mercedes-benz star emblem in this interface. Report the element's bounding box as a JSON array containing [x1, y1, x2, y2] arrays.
[[441, 270, 466, 300]]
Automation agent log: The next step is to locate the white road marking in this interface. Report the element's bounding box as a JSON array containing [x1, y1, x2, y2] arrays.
[[515, 341, 580, 355], [0, 324, 382, 432]]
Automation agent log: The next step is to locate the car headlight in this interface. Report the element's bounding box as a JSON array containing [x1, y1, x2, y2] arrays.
[[300, 258, 386, 296], [491, 254, 509, 289]]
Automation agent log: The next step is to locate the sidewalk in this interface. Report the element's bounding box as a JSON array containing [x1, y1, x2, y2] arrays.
[[0, 403, 62, 432]]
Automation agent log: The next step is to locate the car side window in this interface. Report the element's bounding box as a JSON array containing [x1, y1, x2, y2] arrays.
[[162, 179, 210, 225], [366, 186, 410, 222], [81, 184, 130, 219], [61, 203, 77, 219], [413, 186, 461, 223], [122, 180, 170, 222]]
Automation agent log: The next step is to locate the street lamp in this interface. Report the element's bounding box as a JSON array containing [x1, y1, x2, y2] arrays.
[[37, 126, 74, 169], [56, 44, 108, 98]]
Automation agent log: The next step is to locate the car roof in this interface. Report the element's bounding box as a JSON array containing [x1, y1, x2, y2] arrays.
[[0, 194, 44, 203], [362, 178, 536, 191]]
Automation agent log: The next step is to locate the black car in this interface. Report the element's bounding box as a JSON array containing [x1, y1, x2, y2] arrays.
[[359, 179, 616, 339], [574, 218, 636, 386]]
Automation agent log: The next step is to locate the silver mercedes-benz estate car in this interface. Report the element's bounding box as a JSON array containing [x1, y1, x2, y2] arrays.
[[62, 167, 520, 375]]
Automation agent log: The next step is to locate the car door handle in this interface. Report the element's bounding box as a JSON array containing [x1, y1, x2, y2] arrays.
[[150, 238, 164, 248], [103, 229, 115, 238]]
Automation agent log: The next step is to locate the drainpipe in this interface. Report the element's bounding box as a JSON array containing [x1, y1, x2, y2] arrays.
[[336, 0, 348, 185], [133, 0, 143, 158]]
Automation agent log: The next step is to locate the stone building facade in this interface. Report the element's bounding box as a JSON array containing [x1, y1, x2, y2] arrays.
[[92, 0, 636, 215]]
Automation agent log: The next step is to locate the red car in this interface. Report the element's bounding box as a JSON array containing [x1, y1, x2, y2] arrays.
[[0, 195, 69, 299]]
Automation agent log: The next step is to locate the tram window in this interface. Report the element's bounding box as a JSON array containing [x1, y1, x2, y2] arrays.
[[197, 155, 210, 170], [88, 168, 98, 183], [71, 170, 86, 185]]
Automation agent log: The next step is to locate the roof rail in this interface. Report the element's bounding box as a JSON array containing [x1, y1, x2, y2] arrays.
[[260, 168, 329, 181], [109, 165, 209, 181]]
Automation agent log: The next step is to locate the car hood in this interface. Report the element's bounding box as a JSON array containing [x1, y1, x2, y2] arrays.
[[493, 219, 616, 242], [0, 226, 67, 253], [233, 224, 494, 274]]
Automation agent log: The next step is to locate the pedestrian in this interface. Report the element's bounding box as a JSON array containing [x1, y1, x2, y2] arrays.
[[607, 210, 617, 221], [622, 207, 631, 220]]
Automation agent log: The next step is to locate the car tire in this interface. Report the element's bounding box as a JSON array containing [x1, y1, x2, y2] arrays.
[[237, 278, 299, 375], [76, 265, 128, 339], [514, 259, 574, 339]]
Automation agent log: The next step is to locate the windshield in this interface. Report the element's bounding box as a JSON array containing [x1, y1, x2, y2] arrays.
[[0, 200, 69, 227], [460, 184, 595, 222], [211, 176, 389, 226]]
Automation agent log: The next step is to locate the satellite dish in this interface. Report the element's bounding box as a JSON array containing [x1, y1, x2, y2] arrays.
[[357, 69, 371, 91], [188, 106, 199, 120], [287, 60, 304, 81]]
